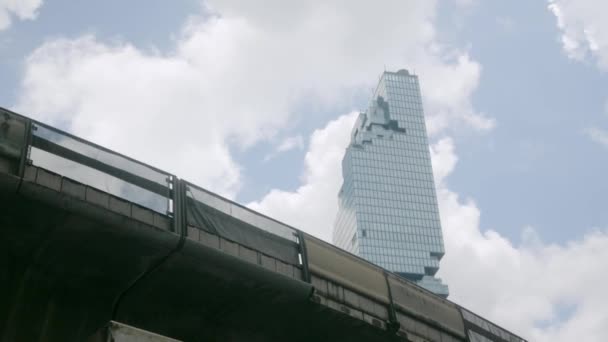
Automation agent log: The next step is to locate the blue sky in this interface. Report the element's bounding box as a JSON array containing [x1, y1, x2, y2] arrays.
[[440, 0, 608, 244], [2, 1, 607, 340]]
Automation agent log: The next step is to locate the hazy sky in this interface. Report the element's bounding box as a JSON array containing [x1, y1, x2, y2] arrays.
[[1, 0, 607, 340]]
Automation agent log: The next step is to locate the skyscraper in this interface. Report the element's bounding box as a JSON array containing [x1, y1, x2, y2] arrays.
[[333, 69, 449, 297]]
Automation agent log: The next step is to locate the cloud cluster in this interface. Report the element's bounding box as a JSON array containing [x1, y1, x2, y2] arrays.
[[434, 138, 608, 342], [548, 1, 608, 150], [548, 0, 608, 69], [253, 113, 608, 341], [245, 3, 608, 339], [16, 0, 489, 197], [585, 126, 608, 148], [0, 0, 42, 30], [249, 112, 357, 240], [263, 135, 305, 161]]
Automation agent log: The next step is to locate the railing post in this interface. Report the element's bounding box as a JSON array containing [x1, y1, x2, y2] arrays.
[[171, 177, 187, 236], [16, 119, 32, 180], [296, 230, 311, 283]]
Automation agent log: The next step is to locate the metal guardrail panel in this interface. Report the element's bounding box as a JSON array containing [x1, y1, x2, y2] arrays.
[[0, 110, 27, 161], [387, 274, 465, 338], [29, 147, 170, 213], [185, 198, 300, 265], [304, 234, 390, 304], [0, 109, 28, 177], [27, 122, 172, 214], [32, 123, 170, 185], [185, 182, 298, 242]]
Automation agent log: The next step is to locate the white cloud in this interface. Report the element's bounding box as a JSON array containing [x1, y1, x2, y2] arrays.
[[16, 0, 489, 198], [433, 139, 608, 342], [249, 112, 357, 241], [548, 1, 608, 154], [417, 52, 494, 135], [252, 115, 608, 340], [276, 135, 304, 153], [0, 0, 43, 30], [263, 135, 305, 161], [548, 0, 608, 69], [18, 35, 244, 197], [585, 126, 608, 148]]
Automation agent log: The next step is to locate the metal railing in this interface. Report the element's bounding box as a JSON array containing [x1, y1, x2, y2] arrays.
[[30, 121, 173, 214], [1, 106, 301, 249], [0, 106, 528, 342], [185, 182, 298, 242]]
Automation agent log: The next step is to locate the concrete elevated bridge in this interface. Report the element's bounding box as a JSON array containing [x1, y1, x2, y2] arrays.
[[0, 107, 526, 342]]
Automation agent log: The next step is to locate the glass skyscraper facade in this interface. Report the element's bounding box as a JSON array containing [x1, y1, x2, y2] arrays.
[[333, 69, 449, 297]]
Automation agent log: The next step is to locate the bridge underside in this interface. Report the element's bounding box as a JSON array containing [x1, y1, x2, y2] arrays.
[[0, 177, 403, 342]]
